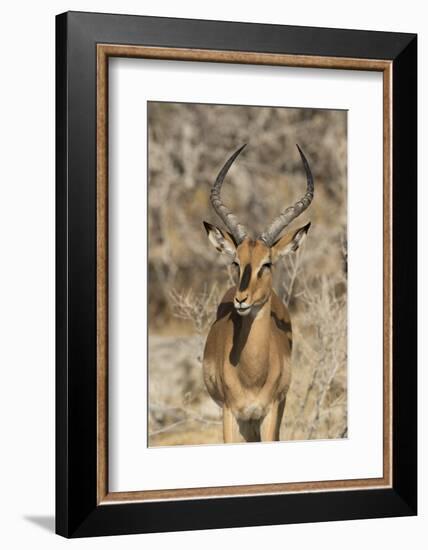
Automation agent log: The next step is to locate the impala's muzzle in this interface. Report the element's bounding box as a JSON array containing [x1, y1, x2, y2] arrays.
[[234, 294, 253, 316]]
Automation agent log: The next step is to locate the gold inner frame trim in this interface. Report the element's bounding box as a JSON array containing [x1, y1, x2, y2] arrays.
[[96, 44, 393, 505]]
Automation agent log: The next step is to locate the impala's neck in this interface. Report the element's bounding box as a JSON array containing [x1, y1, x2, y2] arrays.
[[229, 295, 272, 387]]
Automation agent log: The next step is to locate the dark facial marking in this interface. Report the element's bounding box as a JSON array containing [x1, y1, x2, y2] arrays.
[[239, 264, 252, 291]]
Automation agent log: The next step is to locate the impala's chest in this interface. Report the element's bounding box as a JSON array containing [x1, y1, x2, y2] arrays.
[[221, 311, 290, 391], [235, 358, 269, 389]]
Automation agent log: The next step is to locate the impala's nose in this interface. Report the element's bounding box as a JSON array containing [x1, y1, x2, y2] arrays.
[[234, 296, 252, 316]]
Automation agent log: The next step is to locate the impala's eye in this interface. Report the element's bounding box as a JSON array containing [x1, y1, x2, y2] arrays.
[[232, 261, 240, 273], [258, 262, 272, 277]]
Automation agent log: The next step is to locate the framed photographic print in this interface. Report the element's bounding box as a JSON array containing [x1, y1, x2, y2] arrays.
[[56, 11, 417, 538]]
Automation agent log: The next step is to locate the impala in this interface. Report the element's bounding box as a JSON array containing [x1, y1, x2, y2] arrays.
[[202, 144, 314, 443]]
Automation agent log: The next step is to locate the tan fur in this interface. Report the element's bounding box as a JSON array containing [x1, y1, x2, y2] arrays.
[[202, 236, 300, 443]]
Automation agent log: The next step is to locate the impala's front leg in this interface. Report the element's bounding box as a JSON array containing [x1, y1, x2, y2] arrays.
[[224, 406, 263, 442], [223, 406, 244, 443], [260, 398, 286, 441]]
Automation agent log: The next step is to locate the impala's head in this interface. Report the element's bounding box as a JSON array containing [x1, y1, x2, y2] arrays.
[[203, 144, 313, 316]]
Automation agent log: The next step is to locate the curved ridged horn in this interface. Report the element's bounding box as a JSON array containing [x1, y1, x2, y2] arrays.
[[210, 144, 248, 244], [259, 144, 314, 246]]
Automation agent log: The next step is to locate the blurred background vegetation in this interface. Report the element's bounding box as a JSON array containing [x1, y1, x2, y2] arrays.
[[147, 102, 347, 446]]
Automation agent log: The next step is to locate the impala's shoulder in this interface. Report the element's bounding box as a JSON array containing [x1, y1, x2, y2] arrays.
[[270, 292, 292, 333], [214, 287, 236, 322]]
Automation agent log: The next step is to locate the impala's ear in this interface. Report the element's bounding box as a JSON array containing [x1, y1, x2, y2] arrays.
[[271, 222, 311, 262], [203, 221, 237, 257]]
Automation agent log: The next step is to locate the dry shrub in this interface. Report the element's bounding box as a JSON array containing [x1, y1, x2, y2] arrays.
[[281, 254, 347, 440]]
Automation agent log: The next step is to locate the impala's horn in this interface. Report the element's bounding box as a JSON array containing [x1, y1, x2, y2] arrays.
[[210, 145, 248, 245], [259, 144, 314, 247]]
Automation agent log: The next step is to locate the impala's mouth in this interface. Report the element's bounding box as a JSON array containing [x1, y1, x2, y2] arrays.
[[235, 304, 252, 316]]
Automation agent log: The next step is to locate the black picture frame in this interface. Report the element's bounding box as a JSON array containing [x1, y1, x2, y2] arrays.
[[56, 11, 417, 538]]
